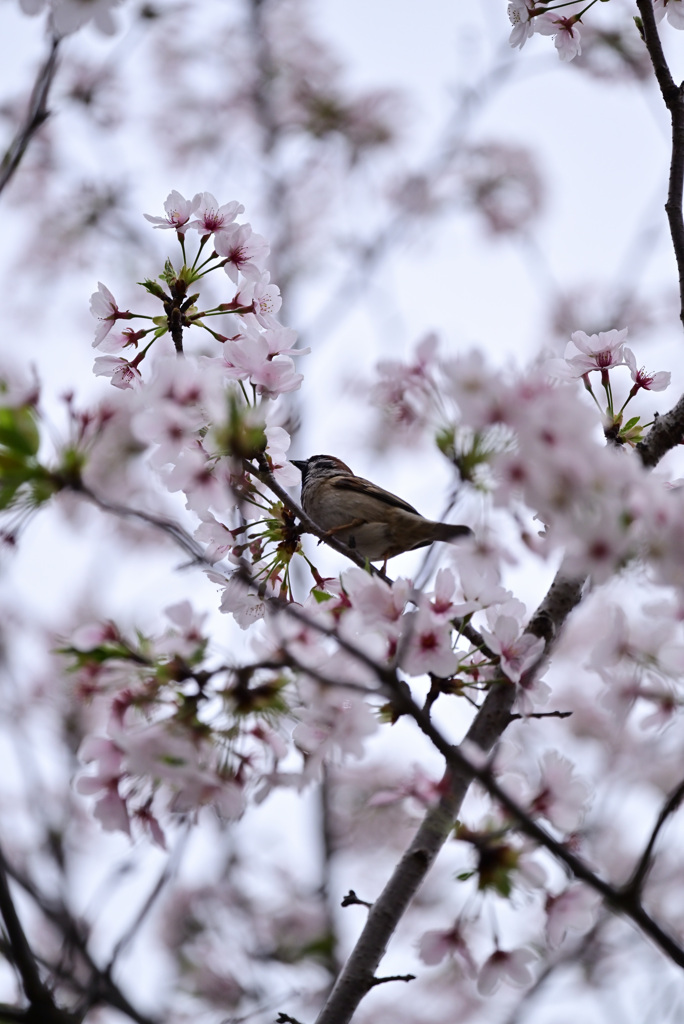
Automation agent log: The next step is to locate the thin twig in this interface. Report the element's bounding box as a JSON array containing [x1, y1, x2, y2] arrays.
[[0, 846, 58, 1019], [78, 485, 206, 564], [623, 776, 684, 898], [0, 36, 60, 197], [105, 828, 189, 971]]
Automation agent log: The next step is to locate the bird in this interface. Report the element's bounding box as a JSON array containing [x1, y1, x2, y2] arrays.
[[292, 454, 472, 564]]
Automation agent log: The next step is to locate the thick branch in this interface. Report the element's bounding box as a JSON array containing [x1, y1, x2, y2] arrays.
[[313, 562, 583, 1024], [636, 391, 684, 466], [636, 0, 684, 332]]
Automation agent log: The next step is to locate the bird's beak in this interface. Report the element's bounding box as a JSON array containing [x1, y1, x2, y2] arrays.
[[291, 460, 306, 472]]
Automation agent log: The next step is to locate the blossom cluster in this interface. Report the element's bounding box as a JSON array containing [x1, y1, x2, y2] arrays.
[[90, 190, 304, 397], [71, 602, 289, 845], [508, 0, 684, 64], [368, 328, 682, 588], [72, 555, 551, 842], [88, 192, 309, 595], [70, 188, 681, 1013]]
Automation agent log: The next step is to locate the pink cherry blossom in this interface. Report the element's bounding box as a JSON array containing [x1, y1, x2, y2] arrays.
[[564, 328, 628, 376], [447, 557, 510, 617], [507, 0, 537, 50], [143, 190, 201, 232], [93, 355, 142, 390], [400, 605, 459, 677], [215, 222, 270, 283], [654, 0, 684, 29], [185, 194, 244, 238], [342, 568, 411, 639], [507, 1, 556, 49], [624, 348, 671, 392], [418, 923, 477, 975], [552, 17, 582, 62], [546, 884, 601, 948], [90, 281, 126, 346], [293, 692, 378, 772], [163, 445, 230, 510], [369, 765, 442, 809], [236, 272, 283, 328], [480, 615, 544, 684], [529, 751, 591, 832], [264, 425, 301, 487], [218, 574, 268, 629], [221, 333, 302, 397], [76, 737, 131, 836], [477, 947, 536, 995], [153, 600, 208, 660]]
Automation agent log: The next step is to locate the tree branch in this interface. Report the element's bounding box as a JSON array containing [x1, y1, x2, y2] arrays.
[[0, 36, 60, 198], [623, 775, 684, 898], [312, 559, 584, 1024], [636, 0, 684, 332], [0, 846, 73, 1024], [636, 391, 684, 466]]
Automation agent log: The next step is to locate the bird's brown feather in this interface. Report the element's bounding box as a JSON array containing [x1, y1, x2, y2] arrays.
[[329, 475, 421, 517]]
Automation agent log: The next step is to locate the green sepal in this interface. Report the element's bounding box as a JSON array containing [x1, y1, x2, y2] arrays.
[[138, 278, 168, 300]]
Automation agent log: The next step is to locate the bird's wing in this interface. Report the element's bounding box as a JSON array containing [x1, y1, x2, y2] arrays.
[[330, 474, 421, 517]]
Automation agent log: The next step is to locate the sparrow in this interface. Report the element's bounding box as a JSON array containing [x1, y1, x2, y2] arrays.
[[292, 454, 472, 563]]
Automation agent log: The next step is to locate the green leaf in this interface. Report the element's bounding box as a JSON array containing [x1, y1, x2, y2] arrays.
[[0, 406, 40, 457]]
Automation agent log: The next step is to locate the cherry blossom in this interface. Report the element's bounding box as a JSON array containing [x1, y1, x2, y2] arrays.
[[185, 193, 244, 238], [446, 557, 510, 617], [480, 614, 544, 684], [551, 17, 582, 62], [76, 736, 130, 835], [654, 0, 684, 29], [529, 751, 591, 832], [624, 347, 671, 392], [399, 604, 459, 677], [215, 222, 270, 283], [236, 272, 283, 328], [369, 764, 443, 809], [293, 692, 378, 774], [418, 923, 477, 975], [220, 332, 303, 397], [218, 574, 269, 629], [342, 568, 411, 639], [143, 190, 201, 232], [563, 327, 628, 376], [264, 424, 300, 487], [477, 947, 536, 995], [545, 884, 601, 948], [90, 281, 126, 346], [507, 1, 556, 50], [153, 600, 209, 661], [92, 355, 142, 390]]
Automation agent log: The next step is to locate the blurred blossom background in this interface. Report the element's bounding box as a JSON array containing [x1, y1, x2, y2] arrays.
[[1, 1, 684, 1021]]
